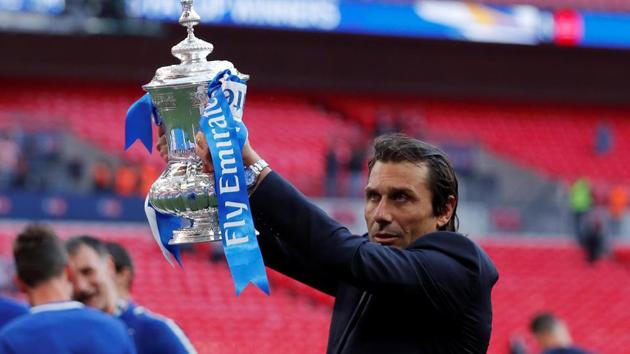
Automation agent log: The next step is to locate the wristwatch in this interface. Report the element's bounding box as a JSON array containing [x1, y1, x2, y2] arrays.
[[244, 159, 269, 192]]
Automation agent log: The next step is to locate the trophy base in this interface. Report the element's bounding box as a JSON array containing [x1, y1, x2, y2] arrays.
[[169, 228, 222, 245]]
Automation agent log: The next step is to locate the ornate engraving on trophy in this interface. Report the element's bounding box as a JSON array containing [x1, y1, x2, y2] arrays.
[[190, 88, 207, 109], [153, 93, 176, 112]]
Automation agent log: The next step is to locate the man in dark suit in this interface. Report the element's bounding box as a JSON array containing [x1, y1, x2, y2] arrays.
[[189, 132, 499, 353]]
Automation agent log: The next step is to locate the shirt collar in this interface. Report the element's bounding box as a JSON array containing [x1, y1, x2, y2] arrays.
[[30, 301, 84, 314]]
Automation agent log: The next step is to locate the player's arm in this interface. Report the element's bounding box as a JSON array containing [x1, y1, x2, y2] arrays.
[[150, 318, 197, 354], [258, 227, 339, 296], [187, 132, 338, 294], [193, 134, 476, 312]]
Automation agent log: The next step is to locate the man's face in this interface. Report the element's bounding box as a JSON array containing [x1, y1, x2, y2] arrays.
[[365, 161, 446, 248], [68, 244, 116, 312]]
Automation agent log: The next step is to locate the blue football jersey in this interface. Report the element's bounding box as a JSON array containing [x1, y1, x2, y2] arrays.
[[117, 301, 196, 354], [0, 301, 136, 354], [0, 297, 28, 329]]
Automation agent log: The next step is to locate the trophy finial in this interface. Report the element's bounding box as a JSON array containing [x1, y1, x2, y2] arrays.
[[179, 0, 200, 35], [171, 0, 213, 65]]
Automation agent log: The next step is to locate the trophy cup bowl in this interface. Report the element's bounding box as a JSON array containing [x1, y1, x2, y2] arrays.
[[145, 0, 248, 245]]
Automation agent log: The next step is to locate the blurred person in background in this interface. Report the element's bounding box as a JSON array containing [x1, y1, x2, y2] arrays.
[[530, 312, 591, 354], [138, 163, 161, 197], [0, 131, 19, 190], [104, 242, 134, 302], [105, 241, 196, 354], [0, 225, 134, 354], [373, 107, 400, 137], [184, 131, 499, 353], [608, 184, 627, 237], [569, 178, 592, 240], [0, 253, 28, 328], [66, 236, 195, 354], [580, 213, 608, 264], [594, 121, 613, 156], [66, 236, 118, 314], [115, 163, 140, 197], [509, 335, 529, 354], [0, 296, 28, 329], [92, 159, 114, 193]]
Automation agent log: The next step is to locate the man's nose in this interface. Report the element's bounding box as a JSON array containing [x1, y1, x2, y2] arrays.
[[373, 199, 393, 225], [74, 275, 90, 292]]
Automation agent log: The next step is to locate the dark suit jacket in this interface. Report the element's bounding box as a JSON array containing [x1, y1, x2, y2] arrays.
[[251, 172, 499, 354]]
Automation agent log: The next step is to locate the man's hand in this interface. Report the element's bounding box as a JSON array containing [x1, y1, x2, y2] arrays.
[[195, 131, 270, 190], [156, 125, 168, 162], [195, 131, 214, 174], [158, 125, 270, 188], [194, 131, 262, 168]]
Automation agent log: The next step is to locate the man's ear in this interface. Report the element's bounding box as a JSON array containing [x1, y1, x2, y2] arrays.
[[105, 255, 116, 275], [64, 264, 75, 283], [437, 195, 457, 228]]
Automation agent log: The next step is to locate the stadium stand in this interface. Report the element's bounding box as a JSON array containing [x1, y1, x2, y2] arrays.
[[0, 224, 629, 354], [0, 83, 356, 196], [4, 83, 630, 191], [324, 96, 630, 185]]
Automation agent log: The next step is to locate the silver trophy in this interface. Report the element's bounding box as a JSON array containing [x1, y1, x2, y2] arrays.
[[145, 0, 248, 245]]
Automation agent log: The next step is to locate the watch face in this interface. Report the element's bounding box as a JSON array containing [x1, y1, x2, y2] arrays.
[[245, 168, 256, 187]]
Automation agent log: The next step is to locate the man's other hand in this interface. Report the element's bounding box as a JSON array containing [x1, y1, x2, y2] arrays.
[[156, 125, 168, 162]]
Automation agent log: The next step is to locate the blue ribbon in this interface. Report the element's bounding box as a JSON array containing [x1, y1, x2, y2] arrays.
[[200, 71, 270, 296], [155, 212, 183, 266], [144, 196, 183, 267], [124, 93, 159, 153]]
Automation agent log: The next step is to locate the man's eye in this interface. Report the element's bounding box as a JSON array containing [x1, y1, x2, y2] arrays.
[[393, 193, 409, 202], [366, 192, 380, 201]]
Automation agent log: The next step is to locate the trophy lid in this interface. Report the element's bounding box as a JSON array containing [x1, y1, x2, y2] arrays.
[[144, 0, 248, 90]]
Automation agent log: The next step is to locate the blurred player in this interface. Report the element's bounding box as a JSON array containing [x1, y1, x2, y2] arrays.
[[0, 296, 28, 329], [106, 241, 196, 354], [530, 312, 591, 354], [0, 225, 135, 354], [65, 236, 118, 314], [66, 236, 196, 354]]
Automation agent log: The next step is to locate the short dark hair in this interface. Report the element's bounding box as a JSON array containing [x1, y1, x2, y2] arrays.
[[368, 133, 459, 232], [105, 242, 135, 290], [13, 225, 67, 287], [530, 312, 560, 334], [66, 235, 109, 258], [105, 242, 134, 275]]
